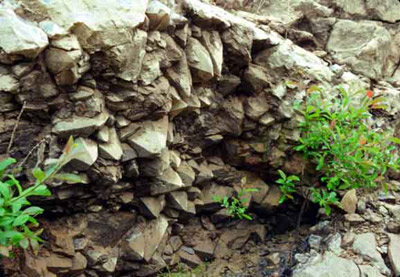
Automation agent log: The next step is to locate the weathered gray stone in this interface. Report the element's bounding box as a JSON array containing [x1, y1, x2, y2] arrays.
[[243, 64, 273, 93], [222, 23, 253, 68], [21, 0, 147, 51], [0, 72, 19, 93], [255, 40, 333, 82], [127, 116, 169, 158], [218, 74, 241, 96], [388, 234, 400, 276], [186, 38, 214, 82], [293, 252, 359, 277], [177, 162, 196, 187], [140, 195, 166, 219], [45, 35, 89, 86], [151, 167, 184, 195], [178, 249, 202, 268], [327, 20, 393, 79], [123, 231, 145, 261], [366, 0, 400, 23], [167, 191, 188, 211], [166, 55, 192, 98], [201, 30, 223, 77], [244, 92, 270, 120], [139, 52, 162, 86], [144, 216, 169, 262], [99, 127, 123, 161], [96, 126, 109, 143], [39, 20, 68, 39], [139, 148, 170, 177], [53, 112, 109, 138], [106, 29, 147, 82], [353, 233, 390, 275], [69, 138, 98, 170], [0, 6, 48, 61]]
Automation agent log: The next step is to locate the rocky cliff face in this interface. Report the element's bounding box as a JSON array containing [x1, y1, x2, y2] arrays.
[[1, 0, 400, 276]]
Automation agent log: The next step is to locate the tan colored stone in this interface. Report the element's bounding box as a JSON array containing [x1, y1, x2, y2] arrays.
[[340, 189, 357, 214]]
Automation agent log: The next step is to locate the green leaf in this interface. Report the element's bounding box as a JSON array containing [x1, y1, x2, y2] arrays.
[[324, 205, 331, 216], [278, 170, 286, 180], [0, 217, 14, 227], [11, 203, 22, 213], [12, 214, 30, 227], [31, 185, 51, 197], [22, 206, 44, 216], [242, 214, 253, 220], [32, 168, 46, 183], [54, 173, 84, 184], [19, 238, 29, 249], [0, 183, 10, 201], [390, 137, 400, 145], [6, 175, 22, 195], [0, 231, 23, 240], [287, 175, 300, 182], [0, 158, 16, 177]]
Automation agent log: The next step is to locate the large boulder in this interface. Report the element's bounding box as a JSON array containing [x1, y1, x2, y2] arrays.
[[0, 6, 48, 63], [254, 40, 333, 82], [293, 252, 359, 277], [327, 20, 393, 79], [20, 0, 148, 52], [365, 0, 400, 23]]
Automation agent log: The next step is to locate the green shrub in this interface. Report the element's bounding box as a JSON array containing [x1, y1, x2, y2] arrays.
[[278, 87, 400, 215], [0, 137, 83, 257], [213, 188, 258, 220]]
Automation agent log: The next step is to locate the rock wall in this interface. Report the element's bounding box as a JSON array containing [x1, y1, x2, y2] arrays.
[[1, 0, 400, 276]]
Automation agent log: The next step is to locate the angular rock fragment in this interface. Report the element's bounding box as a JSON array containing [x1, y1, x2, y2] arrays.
[[166, 55, 192, 98], [186, 38, 214, 82], [99, 127, 123, 161], [127, 116, 169, 158], [167, 191, 188, 211], [139, 195, 166, 219], [122, 231, 146, 261], [106, 29, 147, 82], [255, 40, 333, 82], [151, 167, 184, 195], [177, 161, 196, 187], [69, 138, 98, 170], [144, 216, 169, 262], [201, 30, 223, 77], [53, 112, 109, 138]]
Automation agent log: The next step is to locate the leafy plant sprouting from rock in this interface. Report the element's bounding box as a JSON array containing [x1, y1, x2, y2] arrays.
[[278, 86, 400, 215], [0, 137, 84, 257], [213, 188, 258, 220]]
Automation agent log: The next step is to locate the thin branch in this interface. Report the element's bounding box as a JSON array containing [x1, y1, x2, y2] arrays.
[[7, 101, 26, 154]]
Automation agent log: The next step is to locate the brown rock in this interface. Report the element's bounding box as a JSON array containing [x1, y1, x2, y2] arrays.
[[341, 189, 357, 214], [178, 248, 203, 268], [71, 252, 87, 272], [46, 253, 73, 272]]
